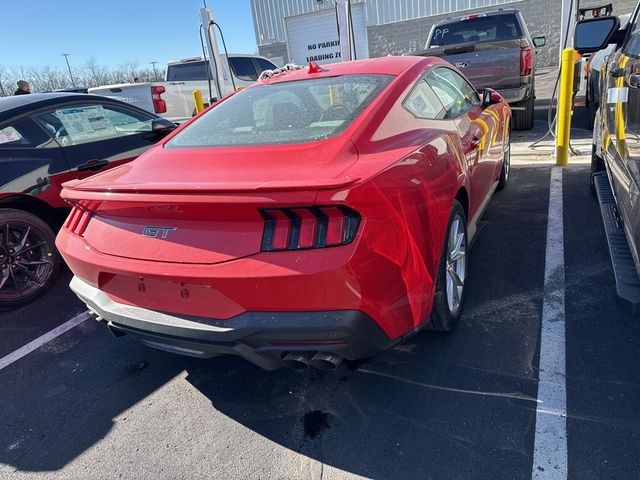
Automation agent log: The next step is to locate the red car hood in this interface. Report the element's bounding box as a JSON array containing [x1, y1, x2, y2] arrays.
[[65, 136, 361, 193]]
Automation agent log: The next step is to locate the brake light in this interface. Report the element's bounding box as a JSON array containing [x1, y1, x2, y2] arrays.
[[260, 206, 360, 251], [461, 13, 486, 20], [151, 85, 166, 113], [64, 201, 101, 236], [520, 46, 533, 76]]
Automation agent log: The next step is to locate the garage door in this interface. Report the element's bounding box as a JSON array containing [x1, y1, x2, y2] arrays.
[[285, 5, 369, 66]]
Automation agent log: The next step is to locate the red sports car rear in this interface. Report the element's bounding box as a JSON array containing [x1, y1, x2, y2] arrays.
[[56, 57, 511, 370]]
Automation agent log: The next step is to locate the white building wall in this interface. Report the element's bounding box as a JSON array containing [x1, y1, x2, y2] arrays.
[[250, 0, 518, 46]]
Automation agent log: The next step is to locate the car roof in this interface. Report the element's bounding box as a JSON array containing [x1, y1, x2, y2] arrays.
[[261, 56, 435, 85], [167, 54, 271, 65], [434, 8, 520, 26], [0, 92, 154, 123]]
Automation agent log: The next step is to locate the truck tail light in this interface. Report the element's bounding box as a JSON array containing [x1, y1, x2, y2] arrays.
[[151, 85, 166, 114], [260, 206, 360, 251], [520, 46, 533, 76], [64, 201, 101, 237]]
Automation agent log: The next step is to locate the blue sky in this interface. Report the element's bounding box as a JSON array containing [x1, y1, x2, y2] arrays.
[[1, 0, 258, 69]]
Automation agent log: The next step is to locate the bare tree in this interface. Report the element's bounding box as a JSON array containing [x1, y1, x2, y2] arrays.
[[82, 57, 111, 88], [0, 66, 9, 96], [0, 58, 165, 95]]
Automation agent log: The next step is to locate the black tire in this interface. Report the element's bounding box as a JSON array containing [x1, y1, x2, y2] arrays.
[[590, 143, 605, 196], [0, 209, 60, 309], [497, 122, 511, 191], [513, 96, 534, 131], [428, 200, 468, 332]]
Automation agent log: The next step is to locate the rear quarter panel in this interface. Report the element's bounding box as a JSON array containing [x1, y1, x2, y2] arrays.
[[320, 104, 469, 337]]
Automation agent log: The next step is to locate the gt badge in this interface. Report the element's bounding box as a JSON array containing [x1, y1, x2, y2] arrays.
[[142, 226, 177, 239]]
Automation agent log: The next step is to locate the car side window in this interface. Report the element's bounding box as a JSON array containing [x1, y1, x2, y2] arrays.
[[425, 67, 481, 119], [623, 13, 640, 56], [229, 57, 259, 81], [255, 58, 277, 74], [35, 104, 153, 147], [403, 77, 447, 120], [0, 124, 30, 147]]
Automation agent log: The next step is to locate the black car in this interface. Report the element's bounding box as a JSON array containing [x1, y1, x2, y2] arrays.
[[576, 3, 640, 309], [0, 93, 175, 308]]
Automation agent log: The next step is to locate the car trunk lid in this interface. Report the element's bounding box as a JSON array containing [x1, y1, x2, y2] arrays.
[[62, 137, 358, 264]]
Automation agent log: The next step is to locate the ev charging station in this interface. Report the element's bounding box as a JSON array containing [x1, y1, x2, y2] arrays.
[[197, 0, 357, 108], [556, 0, 580, 165]]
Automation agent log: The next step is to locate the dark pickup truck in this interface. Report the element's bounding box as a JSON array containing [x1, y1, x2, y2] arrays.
[[576, 4, 640, 310], [421, 9, 545, 130]]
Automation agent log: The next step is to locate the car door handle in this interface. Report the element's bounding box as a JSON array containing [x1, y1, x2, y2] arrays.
[[469, 134, 483, 147], [77, 159, 109, 172], [629, 73, 640, 88], [611, 67, 626, 78]]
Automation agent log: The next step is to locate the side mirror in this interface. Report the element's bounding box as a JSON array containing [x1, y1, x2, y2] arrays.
[[151, 118, 177, 133], [532, 36, 546, 48], [574, 16, 620, 53], [481, 88, 503, 106]]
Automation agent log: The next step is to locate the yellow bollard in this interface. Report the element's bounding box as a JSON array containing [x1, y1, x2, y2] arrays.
[[556, 48, 576, 166], [193, 89, 204, 114]]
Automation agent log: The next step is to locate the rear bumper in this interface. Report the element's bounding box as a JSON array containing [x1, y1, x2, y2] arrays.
[[497, 85, 531, 105], [70, 276, 396, 370]]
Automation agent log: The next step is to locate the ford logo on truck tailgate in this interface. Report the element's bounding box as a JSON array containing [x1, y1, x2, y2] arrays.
[[454, 61, 469, 69]]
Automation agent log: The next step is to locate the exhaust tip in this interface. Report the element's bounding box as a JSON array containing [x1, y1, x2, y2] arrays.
[[282, 352, 311, 370], [309, 352, 343, 370]]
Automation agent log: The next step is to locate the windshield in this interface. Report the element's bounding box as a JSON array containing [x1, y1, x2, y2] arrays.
[[166, 74, 393, 148], [429, 14, 523, 47]]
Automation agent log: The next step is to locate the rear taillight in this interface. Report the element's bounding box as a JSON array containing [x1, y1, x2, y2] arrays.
[[520, 46, 533, 76], [151, 85, 166, 113], [260, 206, 360, 252], [64, 201, 100, 236]]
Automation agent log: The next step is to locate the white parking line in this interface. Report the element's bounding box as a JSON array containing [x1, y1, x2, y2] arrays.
[[532, 167, 568, 479], [0, 311, 90, 371]]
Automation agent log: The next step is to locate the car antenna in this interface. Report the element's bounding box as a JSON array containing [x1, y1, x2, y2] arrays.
[[308, 61, 323, 73]]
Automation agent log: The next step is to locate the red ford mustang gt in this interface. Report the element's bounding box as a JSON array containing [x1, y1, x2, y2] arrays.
[[56, 56, 510, 370]]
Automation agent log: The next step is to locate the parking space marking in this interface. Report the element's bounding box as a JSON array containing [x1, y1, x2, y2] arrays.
[[0, 311, 90, 371], [532, 167, 567, 479]]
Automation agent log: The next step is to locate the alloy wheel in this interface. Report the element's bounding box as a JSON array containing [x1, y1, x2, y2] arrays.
[[503, 130, 510, 181], [445, 215, 466, 315], [0, 222, 54, 302]]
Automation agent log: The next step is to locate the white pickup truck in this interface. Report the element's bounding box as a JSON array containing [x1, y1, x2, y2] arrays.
[[88, 54, 278, 123]]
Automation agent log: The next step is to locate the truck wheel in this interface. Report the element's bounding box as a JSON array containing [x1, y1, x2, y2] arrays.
[[513, 96, 534, 130], [0, 209, 60, 309], [428, 200, 468, 332], [590, 143, 605, 196]]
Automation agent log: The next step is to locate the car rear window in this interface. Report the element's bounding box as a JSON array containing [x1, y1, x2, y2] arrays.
[[166, 74, 393, 148], [429, 14, 523, 47], [166, 61, 210, 81]]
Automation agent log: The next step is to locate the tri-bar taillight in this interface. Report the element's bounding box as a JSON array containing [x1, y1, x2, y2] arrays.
[[64, 200, 101, 236], [260, 206, 360, 251]]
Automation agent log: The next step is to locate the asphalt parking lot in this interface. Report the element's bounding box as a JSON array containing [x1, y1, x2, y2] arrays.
[[2, 74, 640, 480]]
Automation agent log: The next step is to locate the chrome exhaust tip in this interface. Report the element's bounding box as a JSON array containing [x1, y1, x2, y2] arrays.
[[309, 352, 343, 370]]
